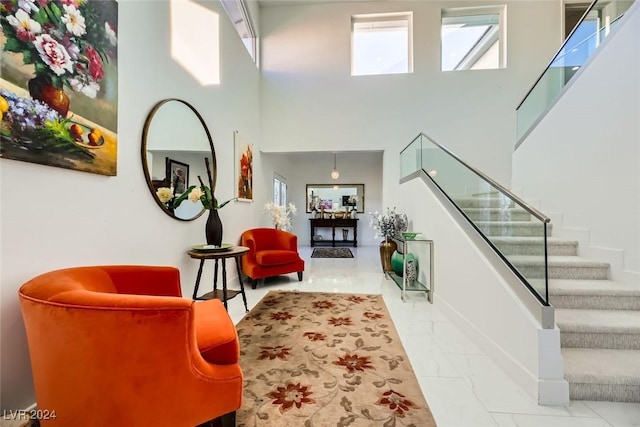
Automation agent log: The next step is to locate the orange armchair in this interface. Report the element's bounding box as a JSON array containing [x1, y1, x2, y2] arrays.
[[241, 228, 305, 289], [18, 265, 243, 426]]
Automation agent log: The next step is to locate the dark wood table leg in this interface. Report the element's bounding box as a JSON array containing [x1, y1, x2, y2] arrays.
[[213, 259, 219, 291], [332, 225, 336, 247], [354, 224, 358, 247], [234, 257, 249, 312], [192, 259, 205, 299], [221, 259, 228, 310]]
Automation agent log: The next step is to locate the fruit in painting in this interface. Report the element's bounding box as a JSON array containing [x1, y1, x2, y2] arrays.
[[88, 128, 102, 146]]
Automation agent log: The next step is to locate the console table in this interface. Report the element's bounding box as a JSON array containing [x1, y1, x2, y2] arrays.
[[309, 218, 358, 247]]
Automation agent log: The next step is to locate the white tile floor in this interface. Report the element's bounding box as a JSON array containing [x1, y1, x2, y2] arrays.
[[225, 245, 640, 427]]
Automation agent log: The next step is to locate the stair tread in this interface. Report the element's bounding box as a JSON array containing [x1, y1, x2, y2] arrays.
[[556, 308, 640, 332], [508, 255, 610, 267], [562, 348, 640, 384], [548, 279, 640, 296], [491, 236, 578, 245], [461, 207, 529, 212], [475, 221, 545, 226]]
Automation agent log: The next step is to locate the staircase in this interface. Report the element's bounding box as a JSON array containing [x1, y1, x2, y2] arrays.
[[455, 195, 640, 402]]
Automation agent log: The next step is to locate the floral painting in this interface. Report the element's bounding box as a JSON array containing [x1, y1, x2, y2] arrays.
[[0, 0, 118, 176], [234, 130, 253, 202]]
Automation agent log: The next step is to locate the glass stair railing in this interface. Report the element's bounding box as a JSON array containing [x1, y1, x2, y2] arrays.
[[401, 133, 551, 305], [515, 0, 635, 142]]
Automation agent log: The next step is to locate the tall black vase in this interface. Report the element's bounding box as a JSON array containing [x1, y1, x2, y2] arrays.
[[205, 209, 223, 246]]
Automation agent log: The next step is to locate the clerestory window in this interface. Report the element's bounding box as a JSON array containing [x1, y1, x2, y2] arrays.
[[220, 0, 257, 64], [351, 12, 413, 76], [441, 6, 506, 71]]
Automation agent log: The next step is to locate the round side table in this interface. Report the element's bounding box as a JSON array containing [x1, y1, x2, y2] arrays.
[[187, 245, 249, 312]]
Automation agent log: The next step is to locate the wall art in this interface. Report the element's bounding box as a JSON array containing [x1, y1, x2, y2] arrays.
[[234, 130, 253, 202], [0, 0, 119, 176]]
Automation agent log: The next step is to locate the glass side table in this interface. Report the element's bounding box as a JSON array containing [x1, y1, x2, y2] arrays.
[[389, 235, 434, 303]]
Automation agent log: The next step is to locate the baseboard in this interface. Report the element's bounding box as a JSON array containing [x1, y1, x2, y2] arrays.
[[434, 294, 569, 406]]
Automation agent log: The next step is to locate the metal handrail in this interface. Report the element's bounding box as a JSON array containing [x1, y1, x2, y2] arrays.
[[402, 132, 551, 223], [515, 0, 598, 110]]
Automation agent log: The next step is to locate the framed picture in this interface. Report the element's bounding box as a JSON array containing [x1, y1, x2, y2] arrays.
[[319, 199, 333, 210], [0, 0, 119, 176], [234, 130, 253, 202], [166, 158, 189, 195]]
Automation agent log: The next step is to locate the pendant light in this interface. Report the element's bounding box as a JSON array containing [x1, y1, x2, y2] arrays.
[[331, 153, 340, 180]]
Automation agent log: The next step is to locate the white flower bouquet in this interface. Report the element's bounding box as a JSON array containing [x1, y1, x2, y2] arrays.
[[369, 207, 398, 240], [264, 202, 297, 231]]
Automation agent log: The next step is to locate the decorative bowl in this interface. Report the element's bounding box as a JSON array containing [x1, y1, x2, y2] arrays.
[[334, 212, 345, 219], [401, 232, 421, 240]]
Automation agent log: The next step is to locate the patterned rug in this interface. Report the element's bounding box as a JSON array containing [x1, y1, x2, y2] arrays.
[[311, 247, 354, 258], [235, 291, 436, 426]]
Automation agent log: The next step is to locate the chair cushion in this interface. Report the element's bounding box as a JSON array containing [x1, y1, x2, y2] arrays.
[[255, 249, 300, 267]]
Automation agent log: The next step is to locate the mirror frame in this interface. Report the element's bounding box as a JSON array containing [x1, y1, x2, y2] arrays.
[[306, 184, 365, 213], [141, 98, 217, 221]]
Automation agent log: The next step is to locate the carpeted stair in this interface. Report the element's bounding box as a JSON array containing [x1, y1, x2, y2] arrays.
[[455, 195, 640, 402]]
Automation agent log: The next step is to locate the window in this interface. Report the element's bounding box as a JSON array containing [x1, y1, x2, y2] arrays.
[[273, 174, 287, 207], [441, 6, 506, 71], [351, 12, 413, 76], [220, 0, 257, 63]]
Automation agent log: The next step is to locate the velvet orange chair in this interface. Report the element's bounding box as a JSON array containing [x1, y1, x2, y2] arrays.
[[241, 228, 305, 289], [18, 265, 243, 427]]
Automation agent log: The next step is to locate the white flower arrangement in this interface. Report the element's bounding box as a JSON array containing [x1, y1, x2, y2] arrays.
[[264, 202, 297, 231], [369, 207, 398, 240]]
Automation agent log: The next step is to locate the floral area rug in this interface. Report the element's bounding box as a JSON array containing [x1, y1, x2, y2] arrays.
[[235, 291, 436, 426], [311, 248, 354, 258]]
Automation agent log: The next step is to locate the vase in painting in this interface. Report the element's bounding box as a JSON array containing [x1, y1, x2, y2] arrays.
[[28, 75, 70, 118]]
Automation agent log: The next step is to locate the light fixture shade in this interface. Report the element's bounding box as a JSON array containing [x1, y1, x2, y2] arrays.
[[331, 153, 339, 179]]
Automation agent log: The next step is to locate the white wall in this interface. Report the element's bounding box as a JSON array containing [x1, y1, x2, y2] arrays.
[[0, 0, 263, 410], [259, 0, 563, 209], [512, 2, 640, 281]]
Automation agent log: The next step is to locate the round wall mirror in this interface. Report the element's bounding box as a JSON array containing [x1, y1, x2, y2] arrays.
[[141, 99, 217, 221]]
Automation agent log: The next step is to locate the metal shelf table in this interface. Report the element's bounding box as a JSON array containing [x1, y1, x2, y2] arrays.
[[388, 236, 434, 303]]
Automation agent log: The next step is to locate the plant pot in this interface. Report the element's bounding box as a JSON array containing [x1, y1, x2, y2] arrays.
[[28, 75, 70, 117], [379, 238, 397, 273]]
